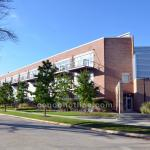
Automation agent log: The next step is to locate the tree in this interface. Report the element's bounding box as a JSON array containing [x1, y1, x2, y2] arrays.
[[34, 60, 57, 116], [0, 82, 14, 111], [75, 70, 98, 112], [0, 0, 17, 41], [55, 73, 72, 110], [16, 81, 29, 103]]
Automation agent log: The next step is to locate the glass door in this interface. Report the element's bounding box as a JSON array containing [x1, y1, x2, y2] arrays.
[[123, 93, 133, 112]]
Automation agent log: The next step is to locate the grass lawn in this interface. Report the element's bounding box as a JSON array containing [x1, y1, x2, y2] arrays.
[[20, 109, 117, 118], [0, 110, 150, 135]]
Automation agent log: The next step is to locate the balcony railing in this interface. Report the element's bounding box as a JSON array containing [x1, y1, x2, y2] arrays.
[[56, 59, 93, 73], [2, 59, 103, 84], [12, 78, 19, 84]]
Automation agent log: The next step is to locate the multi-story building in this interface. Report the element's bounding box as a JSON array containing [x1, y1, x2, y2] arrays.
[[0, 33, 149, 112]]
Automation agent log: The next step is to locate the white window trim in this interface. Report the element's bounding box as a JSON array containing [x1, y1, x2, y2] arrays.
[[122, 73, 130, 83]]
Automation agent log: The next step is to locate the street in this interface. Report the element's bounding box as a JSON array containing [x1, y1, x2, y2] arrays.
[[0, 114, 149, 150]]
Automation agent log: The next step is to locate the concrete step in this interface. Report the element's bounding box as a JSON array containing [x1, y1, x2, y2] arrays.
[[119, 113, 150, 120]]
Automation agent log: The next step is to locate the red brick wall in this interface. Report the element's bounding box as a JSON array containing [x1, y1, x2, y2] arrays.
[[104, 37, 134, 107], [93, 39, 105, 96]]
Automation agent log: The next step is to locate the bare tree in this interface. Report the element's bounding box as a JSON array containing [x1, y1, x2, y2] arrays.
[[0, 0, 17, 41]]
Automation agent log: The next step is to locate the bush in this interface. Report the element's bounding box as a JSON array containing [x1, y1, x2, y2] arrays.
[[18, 103, 30, 108], [140, 102, 150, 114], [16, 107, 36, 111], [16, 103, 36, 111], [93, 99, 113, 112]]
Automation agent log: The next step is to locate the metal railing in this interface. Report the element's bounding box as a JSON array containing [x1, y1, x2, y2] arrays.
[[1, 59, 104, 84], [56, 59, 93, 73]]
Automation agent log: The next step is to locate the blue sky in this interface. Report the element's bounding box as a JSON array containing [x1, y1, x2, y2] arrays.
[[0, 0, 150, 74]]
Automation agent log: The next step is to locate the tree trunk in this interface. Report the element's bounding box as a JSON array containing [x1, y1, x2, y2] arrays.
[[44, 106, 47, 117], [4, 104, 7, 112]]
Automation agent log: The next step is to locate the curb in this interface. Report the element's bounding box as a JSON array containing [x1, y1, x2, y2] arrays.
[[0, 113, 150, 140], [0, 113, 72, 127], [72, 125, 150, 140]]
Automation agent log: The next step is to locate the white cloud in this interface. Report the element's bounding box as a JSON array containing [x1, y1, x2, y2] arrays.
[[9, 13, 18, 19]]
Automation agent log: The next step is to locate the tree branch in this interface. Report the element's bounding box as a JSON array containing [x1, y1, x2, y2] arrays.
[[0, 27, 17, 41]]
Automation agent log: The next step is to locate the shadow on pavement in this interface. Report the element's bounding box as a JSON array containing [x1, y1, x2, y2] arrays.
[[0, 122, 116, 139]]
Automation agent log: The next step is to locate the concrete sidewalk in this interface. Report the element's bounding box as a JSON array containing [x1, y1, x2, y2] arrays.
[[76, 113, 150, 127], [76, 116, 150, 127]]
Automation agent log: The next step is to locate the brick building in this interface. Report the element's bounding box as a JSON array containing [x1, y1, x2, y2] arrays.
[[0, 33, 149, 112]]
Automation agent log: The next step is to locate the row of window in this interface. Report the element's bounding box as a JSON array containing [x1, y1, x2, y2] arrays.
[[1, 71, 130, 85], [0, 51, 94, 84], [56, 52, 94, 72], [0, 69, 39, 84]]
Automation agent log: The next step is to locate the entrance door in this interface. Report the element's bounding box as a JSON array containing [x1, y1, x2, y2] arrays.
[[123, 93, 133, 112]]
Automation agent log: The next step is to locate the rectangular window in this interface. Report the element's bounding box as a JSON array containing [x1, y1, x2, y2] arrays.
[[20, 72, 28, 81], [122, 73, 130, 83], [56, 59, 71, 71], [90, 73, 94, 81], [29, 69, 38, 79], [74, 73, 79, 86], [74, 52, 94, 68], [6, 77, 12, 83], [12, 75, 19, 83]]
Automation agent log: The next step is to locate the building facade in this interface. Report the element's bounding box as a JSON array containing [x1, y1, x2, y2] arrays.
[[133, 47, 150, 111], [0, 33, 149, 112]]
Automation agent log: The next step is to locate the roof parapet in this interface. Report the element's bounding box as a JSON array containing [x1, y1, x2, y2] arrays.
[[117, 32, 131, 37]]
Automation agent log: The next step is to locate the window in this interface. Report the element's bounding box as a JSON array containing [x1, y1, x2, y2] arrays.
[[12, 75, 19, 83], [122, 73, 130, 83], [56, 59, 71, 71], [20, 72, 28, 81], [74, 73, 79, 86], [6, 77, 12, 83], [74, 52, 94, 68], [29, 69, 38, 79], [90, 73, 94, 81]]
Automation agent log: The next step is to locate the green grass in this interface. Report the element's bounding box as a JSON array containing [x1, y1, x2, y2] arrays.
[[0, 110, 150, 135], [21, 109, 117, 118]]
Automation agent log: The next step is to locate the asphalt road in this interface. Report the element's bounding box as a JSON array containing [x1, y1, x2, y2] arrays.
[[0, 114, 149, 150]]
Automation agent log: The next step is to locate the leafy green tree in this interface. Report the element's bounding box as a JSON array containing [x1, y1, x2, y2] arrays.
[[55, 73, 72, 110], [0, 0, 17, 41], [0, 82, 14, 111], [34, 60, 57, 116], [75, 70, 98, 111], [16, 81, 29, 103]]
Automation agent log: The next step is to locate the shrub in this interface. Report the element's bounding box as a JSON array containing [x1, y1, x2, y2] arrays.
[[18, 103, 30, 108], [16, 107, 36, 111], [140, 102, 150, 114], [93, 99, 113, 112], [16, 103, 36, 111]]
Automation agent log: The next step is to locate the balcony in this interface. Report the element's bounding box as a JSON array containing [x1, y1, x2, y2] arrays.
[[56, 59, 94, 74], [12, 78, 19, 84], [8, 58, 103, 84], [5, 77, 13, 83]]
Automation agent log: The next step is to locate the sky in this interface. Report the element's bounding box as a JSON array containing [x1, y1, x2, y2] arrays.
[[0, 0, 150, 75]]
